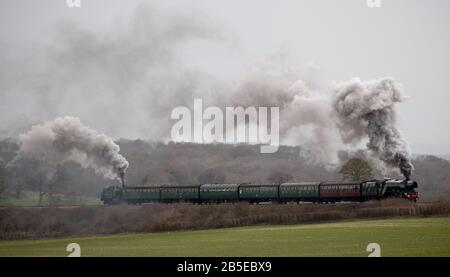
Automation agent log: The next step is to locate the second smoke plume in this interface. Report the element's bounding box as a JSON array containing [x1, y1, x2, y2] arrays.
[[16, 116, 129, 180]]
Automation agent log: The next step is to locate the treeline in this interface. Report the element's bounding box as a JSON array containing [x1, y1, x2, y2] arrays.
[[0, 138, 450, 203]]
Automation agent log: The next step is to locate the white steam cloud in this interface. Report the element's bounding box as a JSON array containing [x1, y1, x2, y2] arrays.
[[228, 63, 339, 165], [15, 116, 129, 180]]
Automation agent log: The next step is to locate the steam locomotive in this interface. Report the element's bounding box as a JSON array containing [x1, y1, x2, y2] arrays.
[[100, 178, 419, 205]]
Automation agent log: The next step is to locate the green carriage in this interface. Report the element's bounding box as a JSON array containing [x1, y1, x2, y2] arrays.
[[122, 186, 160, 204], [160, 185, 200, 203], [199, 184, 239, 203], [238, 184, 279, 203]]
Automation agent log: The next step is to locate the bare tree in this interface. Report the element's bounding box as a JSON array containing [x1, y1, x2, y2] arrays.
[[47, 166, 69, 205], [16, 159, 54, 206], [339, 158, 373, 182]]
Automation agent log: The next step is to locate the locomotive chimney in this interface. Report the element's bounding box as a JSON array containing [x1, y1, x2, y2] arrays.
[[119, 172, 126, 188]]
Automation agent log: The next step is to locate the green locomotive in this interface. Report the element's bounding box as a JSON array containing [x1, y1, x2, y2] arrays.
[[101, 179, 419, 205]]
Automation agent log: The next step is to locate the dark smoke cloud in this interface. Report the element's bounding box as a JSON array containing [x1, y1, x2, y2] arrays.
[[15, 116, 129, 180], [332, 78, 414, 178], [0, 3, 223, 140]]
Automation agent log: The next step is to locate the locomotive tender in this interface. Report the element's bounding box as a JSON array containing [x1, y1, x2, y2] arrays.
[[101, 179, 419, 205]]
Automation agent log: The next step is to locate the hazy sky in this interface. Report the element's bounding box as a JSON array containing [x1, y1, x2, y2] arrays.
[[1, 0, 449, 155]]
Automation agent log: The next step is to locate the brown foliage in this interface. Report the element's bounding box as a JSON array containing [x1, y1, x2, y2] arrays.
[[1, 201, 450, 240]]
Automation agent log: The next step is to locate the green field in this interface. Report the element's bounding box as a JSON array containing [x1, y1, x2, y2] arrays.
[[1, 216, 450, 257], [0, 191, 101, 206]]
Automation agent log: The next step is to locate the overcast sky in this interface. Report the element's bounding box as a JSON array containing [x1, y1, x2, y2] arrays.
[[1, 0, 449, 155]]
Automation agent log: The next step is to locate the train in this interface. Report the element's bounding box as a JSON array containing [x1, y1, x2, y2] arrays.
[[100, 178, 419, 205]]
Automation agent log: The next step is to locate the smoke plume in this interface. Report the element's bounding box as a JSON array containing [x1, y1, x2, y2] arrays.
[[228, 62, 339, 165], [0, 3, 415, 178], [15, 116, 129, 180], [332, 78, 414, 178], [0, 3, 223, 141]]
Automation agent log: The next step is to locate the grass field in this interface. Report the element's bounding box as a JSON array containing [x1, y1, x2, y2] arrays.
[[1, 216, 450, 257], [0, 191, 101, 206]]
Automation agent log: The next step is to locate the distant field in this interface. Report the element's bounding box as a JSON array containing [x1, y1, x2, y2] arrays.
[[1, 216, 450, 257], [0, 191, 101, 206]]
